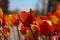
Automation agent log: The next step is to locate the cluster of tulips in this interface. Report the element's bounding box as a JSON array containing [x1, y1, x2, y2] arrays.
[[0, 2, 60, 40]]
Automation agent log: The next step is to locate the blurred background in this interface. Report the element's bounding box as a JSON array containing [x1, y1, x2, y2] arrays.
[[0, 0, 58, 16]]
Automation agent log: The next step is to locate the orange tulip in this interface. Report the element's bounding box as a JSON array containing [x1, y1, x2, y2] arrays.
[[46, 12, 60, 34], [30, 24, 41, 33], [0, 8, 3, 18], [7, 14, 14, 27], [0, 8, 3, 26], [11, 14, 19, 26], [47, 12, 59, 24], [52, 2, 60, 34], [7, 14, 19, 27], [54, 11, 60, 19], [53, 2, 60, 18], [51, 15, 59, 24], [36, 16, 42, 25]]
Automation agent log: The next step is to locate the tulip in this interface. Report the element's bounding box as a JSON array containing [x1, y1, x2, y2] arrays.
[[0, 8, 3, 27], [3, 27, 10, 38], [40, 20, 54, 40]]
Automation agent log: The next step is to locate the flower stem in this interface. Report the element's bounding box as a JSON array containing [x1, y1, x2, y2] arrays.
[[16, 25, 21, 40], [0, 30, 8, 40], [30, 27, 35, 40], [0, 36, 2, 40]]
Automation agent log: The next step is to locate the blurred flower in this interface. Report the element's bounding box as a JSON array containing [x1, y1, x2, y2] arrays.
[[3, 27, 10, 37], [40, 20, 54, 36]]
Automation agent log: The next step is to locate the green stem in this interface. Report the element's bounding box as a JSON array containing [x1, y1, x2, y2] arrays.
[[30, 27, 35, 40], [0, 30, 8, 40], [0, 36, 2, 40], [16, 26, 21, 40]]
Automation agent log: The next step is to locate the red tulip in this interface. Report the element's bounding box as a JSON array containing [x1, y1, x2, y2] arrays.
[[3, 27, 10, 37], [46, 12, 52, 20], [23, 9, 35, 27], [19, 11, 29, 27], [20, 25, 26, 35], [2, 15, 7, 26], [0, 17, 2, 26], [20, 9, 36, 27], [40, 20, 54, 36], [53, 21, 60, 34], [19, 11, 28, 22], [40, 16, 48, 20]]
